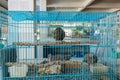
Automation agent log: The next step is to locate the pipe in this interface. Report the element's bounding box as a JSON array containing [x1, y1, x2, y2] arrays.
[[0, 0, 7, 9]]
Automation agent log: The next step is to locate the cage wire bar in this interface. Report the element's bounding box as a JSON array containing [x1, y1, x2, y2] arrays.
[[0, 11, 118, 80]]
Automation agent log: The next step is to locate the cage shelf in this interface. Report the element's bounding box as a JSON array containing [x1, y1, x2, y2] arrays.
[[12, 40, 99, 46]]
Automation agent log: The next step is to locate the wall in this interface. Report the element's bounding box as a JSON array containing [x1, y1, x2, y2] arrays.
[[8, 0, 35, 62], [8, 0, 34, 11]]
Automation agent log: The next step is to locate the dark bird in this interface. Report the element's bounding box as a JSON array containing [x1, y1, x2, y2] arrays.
[[54, 27, 65, 41]]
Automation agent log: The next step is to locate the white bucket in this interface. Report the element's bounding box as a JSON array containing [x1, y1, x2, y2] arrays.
[[8, 64, 28, 77], [90, 63, 109, 74]]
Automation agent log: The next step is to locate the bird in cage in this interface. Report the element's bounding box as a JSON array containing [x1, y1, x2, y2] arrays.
[[84, 54, 109, 74], [54, 27, 65, 41], [84, 53, 98, 65]]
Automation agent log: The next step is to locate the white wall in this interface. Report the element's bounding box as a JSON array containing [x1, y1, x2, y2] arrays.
[[8, 0, 35, 62], [8, 0, 48, 61], [37, 0, 47, 59], [17, 21, 35, 62], [8, 0, 34, 11]]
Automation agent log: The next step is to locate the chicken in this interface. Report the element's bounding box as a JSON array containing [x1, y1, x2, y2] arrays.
[[84, 53, 98, 65]]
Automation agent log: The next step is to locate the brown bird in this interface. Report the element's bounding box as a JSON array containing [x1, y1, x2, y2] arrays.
[[84, 53, 98, 65]]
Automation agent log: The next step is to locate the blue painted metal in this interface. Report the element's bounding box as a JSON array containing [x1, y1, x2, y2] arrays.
[[0, 11, 117, 80]]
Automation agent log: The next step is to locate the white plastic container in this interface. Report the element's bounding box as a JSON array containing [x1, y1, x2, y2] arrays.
[[90, 63, 109, 74], [8, 64, 28, 77]]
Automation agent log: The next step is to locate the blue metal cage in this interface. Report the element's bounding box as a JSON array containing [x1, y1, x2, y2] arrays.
[[0, 11, 118, 80]]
